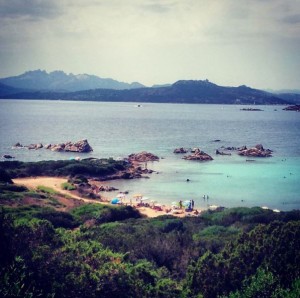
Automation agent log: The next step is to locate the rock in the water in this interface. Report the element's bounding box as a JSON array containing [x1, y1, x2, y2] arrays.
[[238, 144, 272, 157], [283, 105, 300, 112], [27, 143, 43, 150], [46, 140, 93, 153], [3, 154, 14, 159], [173, 147, 188, 154], [50, 143, 65, 152], [64, 139, 93, 153], [183, 148, 213, 161], [128, 151, 159, 162], [191, 147, 200, 153], [12, 142, 23, 148], [216, 149, 231, 156]]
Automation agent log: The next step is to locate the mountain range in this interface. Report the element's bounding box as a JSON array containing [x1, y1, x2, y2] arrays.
[[0, 70, 297, 105], [0, 70, 145, 92]]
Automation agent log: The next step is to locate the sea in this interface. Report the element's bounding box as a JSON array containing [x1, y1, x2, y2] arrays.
[[1, 99, 299, 211]]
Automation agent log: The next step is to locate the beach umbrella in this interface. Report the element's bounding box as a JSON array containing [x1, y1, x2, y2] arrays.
[[171, 201, 178, 206], [183, 200, 191, 207], [111, 198, 120, 204], [141, 197, 149, 201]]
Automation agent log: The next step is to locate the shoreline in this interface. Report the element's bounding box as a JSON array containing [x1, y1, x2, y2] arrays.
[[12, 176, 205, 218]]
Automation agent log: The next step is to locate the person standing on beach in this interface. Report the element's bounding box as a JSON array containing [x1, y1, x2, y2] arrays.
[[179, 200, 183, 209], [203, 195, 206, 200], [191, 199, 194, 209]]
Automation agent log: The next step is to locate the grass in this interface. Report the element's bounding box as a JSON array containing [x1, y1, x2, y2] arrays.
[[37, 185, 59, 195], [61, 182, 76, 191]]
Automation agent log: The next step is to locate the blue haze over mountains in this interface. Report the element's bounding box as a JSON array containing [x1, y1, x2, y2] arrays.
[[0, 70, 145, 92], [0, 70, 299, 105]]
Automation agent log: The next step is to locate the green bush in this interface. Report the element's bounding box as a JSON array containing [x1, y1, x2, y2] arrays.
[[35, 210, 79, 229], [61, 182, 76, 191], [96, 205, 142, 224]]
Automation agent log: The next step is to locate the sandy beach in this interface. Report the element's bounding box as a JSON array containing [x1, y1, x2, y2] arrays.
[[13, 177, 200, 218]]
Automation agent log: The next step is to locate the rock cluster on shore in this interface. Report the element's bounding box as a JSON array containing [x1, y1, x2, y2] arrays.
[[12, 139, 93, 153], [183, 148, 213, 161], [237, 144, 272, 157]]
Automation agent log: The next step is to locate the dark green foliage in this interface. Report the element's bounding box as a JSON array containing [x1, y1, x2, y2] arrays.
[[35, 210, 79, 229], [0, 256, 43, 298], [0, 158, 127, 179], [68, 175, 88, 184], [184, 220, 300, 297], [0, 183, 27, 192], [71, 204, 141, 225], [200, 207, 267, 226], [1, 197, 299, 298], [0, 182, 28, 204], [0, 168, 13, 184], [227, 267, 284, 298], [71, 203, 107, 222], [96, 205, 142, 224]]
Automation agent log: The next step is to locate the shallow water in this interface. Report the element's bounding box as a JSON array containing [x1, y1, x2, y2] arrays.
[[0, 100, 299, 210]]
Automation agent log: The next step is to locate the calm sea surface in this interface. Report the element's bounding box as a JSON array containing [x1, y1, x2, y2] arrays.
[[1, 100, 299, 211]]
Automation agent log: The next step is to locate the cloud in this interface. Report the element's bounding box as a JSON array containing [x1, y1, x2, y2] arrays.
[[0, 0, 300, 89], [0, 0, 62, 20], [281, 14, 300, 24], [140, 0, 175, 14]]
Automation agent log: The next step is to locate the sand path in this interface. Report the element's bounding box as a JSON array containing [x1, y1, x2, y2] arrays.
[[12, 177, 173, 218]]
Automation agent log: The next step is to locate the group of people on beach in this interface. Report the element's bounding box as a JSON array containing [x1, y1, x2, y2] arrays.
[[178, 199, 195, 210]]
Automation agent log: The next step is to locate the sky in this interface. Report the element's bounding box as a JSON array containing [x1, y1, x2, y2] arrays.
[[0, 0, 300, 90]]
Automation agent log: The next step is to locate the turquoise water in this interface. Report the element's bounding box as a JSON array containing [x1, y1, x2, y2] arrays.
[[0, 100, 299, 210]]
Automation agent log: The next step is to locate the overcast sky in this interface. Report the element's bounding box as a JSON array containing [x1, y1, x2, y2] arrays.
[[0, 0, 300, 89]]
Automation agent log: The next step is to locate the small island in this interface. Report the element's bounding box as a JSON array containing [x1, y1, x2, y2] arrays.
[[240, 108, 263, 111], [283, 105, 300, 112]]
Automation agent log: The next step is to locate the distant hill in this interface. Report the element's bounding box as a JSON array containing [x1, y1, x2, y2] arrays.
[[0, 82, 30, 97], [271, 93, 300, 104], [0, 70, 145, 92], [0, 79, 292, 105]]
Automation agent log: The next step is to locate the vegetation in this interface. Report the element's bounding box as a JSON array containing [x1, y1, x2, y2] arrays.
[[61, 182, 76, 191], [0, 164, 299, 297], [0, 158, 128, 179]]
